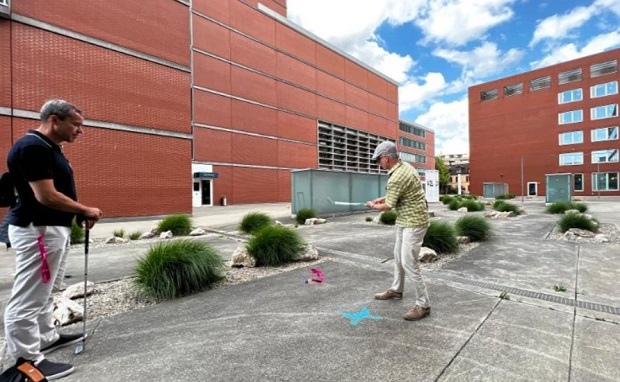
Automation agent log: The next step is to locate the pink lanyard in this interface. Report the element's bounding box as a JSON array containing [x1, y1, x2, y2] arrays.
[[36, 233, 51, 283]]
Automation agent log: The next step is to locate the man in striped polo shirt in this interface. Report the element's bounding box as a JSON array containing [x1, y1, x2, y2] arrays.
[[365, 141, 431, 321]]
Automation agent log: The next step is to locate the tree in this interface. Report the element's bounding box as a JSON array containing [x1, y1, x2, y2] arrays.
[[435, 157, 450, 194]]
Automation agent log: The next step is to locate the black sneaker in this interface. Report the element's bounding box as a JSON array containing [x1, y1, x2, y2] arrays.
[[41, 333, 86, 354], [36, 359, 74, 380]]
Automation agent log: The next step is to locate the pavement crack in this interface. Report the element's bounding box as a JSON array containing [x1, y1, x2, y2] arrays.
[[434, 298, 502, 381], [568, 244, 581, 382]]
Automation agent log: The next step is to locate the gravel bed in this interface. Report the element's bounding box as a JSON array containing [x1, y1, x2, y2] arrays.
[[546, 223, 620, 244], [58, 257, 331, 326]]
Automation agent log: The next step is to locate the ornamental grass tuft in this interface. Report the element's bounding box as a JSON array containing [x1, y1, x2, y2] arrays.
[[422, 220, 458, 254], [460, 199, 485, 212], [239, 212, 272, 234], [134, 239, 224, 300], [455, 215, 492, 242], [379, 210, 398, 225], [494, 201, 520, 215], [246, 225, 306, 266], [70, 220, 84, 244], [295, 208, 317, 224], [558, 214, 598, 233], [157, 214, 193, 236], [545, 202, 572, 214]]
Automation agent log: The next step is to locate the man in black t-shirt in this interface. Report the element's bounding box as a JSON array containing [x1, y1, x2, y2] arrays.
[[4, 100, 102, 380]]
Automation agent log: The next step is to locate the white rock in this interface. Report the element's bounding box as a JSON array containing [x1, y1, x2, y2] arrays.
[[139, 231, 155, 239], [457, 236, 470, 244], [594, 234, 609, 243], [419, 247, 438, 263], [274, 220, 284, 226], [297, 245, 320, 261], [159, 230, 173, 239], [62, 281, 95, 299], [564, 209, 580, 215], [568, 228, 595, 238], [105, 236, 127, 244], [150, 225, 159, 234], [230, 245, 255, 267], [189, 228, 206, 236], [457, 207, 468, 213], [53, 296, 84, 326]]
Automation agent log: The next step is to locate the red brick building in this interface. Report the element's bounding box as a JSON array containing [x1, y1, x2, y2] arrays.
[[469, 49, 619, 198], [398, 120, 435, 178], [1, 0, 400, 218]]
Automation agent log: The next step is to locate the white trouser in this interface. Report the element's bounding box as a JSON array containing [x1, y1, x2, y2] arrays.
[[390, 226, 430, 308], [5, 224, 71, 362]]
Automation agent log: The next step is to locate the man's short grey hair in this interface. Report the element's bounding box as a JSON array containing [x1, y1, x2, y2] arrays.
[[40, 99, 82, 122]]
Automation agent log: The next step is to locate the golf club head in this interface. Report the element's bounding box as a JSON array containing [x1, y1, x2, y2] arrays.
[[74, 341, 84, 355]]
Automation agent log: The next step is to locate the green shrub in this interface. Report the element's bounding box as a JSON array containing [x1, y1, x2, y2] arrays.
[[496, 194, 515, 200], [495, 201, 520, 215], [455, 215, 492, 242], [70, 220, 84, 244], [379, 210, 398, 225], [448, 199, 461, 210], [422, 221, 458, 254], [295, 208, 317, 224], [365, 216, 373, 222], [558, 214, 598, 233], [129, 231, 142, 240], [246, 225, 306, 266], [460, 199, 485, 212], [493, 200, 505, 209], [441, 195, 454, 205], [113, 228, 125, 238], [546, 202, 572, 214], [157, 214, 192, 236], [239, 212, 272, 234], [571, 202, 588, 213], [134, 240, 224, 300]]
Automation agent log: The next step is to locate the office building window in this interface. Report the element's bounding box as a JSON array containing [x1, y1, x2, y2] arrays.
[[480, 89, 498, 101], [530, 75, 551, 91], [399, 136, 426, 150], [590, 60, 617, 78], [573, 173, 583, 192], [592, 172, 619, 191], [399, 122, 426, 138], [559, 131, 583, 145], [559, 152, 583, 165], [558, 68, 582, 85], [591, 81, 618, 98], [591, 149, 619, 163], [591, 126, 618, 142], [591, 104, 618, 120], [504, 83, 523, 97], [558, 110, 583, 124], [558, 89, 583, 104], [399, 151, 426, 164], [317, 121, 389, 173]]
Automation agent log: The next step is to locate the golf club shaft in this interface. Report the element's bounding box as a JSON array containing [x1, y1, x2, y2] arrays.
[[82, 228, 89, 348]]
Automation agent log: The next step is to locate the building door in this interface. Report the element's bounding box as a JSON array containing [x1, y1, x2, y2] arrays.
[[201, 180, 212, 205], [528, 182, 537, 196], [192, 181, 201, 207]]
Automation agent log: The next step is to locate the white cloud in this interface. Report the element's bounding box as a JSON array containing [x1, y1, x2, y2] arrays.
[[399, 72, 448, 112], [415, 98, 469, 155], [530, 30, 620, 69], [530, 0, 620, 46], [529, 6, 596, 47], [416, 0, 516, 46], [352, 40, 415, 83], [434, 42, 524, 92]]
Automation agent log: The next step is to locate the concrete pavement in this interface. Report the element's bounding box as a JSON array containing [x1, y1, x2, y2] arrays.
[[1, 200, 619, 381]]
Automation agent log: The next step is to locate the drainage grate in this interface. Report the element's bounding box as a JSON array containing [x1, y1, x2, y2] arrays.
[[429, 272, 620, 316]]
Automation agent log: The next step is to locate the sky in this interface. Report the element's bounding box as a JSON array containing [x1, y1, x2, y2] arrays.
[[286, 0, 620, 155]]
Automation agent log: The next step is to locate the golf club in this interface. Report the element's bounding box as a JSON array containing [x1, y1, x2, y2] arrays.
[[327, 196, 366, 206], [75, 228, 89, 355]]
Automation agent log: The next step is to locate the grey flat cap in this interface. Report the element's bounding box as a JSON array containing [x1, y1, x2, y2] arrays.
[[372, 141, 397, 160]]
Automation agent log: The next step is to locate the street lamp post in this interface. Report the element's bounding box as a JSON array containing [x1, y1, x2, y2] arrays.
[[457, 167, 462, 195], [597, 161, 600, 199], [520, 156, 524, 203]]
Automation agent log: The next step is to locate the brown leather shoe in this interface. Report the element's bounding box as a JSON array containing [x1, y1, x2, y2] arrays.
[[374, 289, 403, 300], [403, 305, 431, 321]]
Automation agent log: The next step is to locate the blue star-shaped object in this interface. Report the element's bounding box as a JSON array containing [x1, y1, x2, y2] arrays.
[[340, 307, 382, 326]]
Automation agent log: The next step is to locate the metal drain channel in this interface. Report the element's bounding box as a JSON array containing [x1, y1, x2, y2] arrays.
[[428, 272, 620, 315]]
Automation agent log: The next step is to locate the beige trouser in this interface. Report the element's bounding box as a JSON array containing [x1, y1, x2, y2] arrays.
[[390, 226, 430, 308], [5, 224, 71, 362]]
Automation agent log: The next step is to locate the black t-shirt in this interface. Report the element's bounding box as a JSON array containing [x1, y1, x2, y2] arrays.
[[5, 130, 77, 227]]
